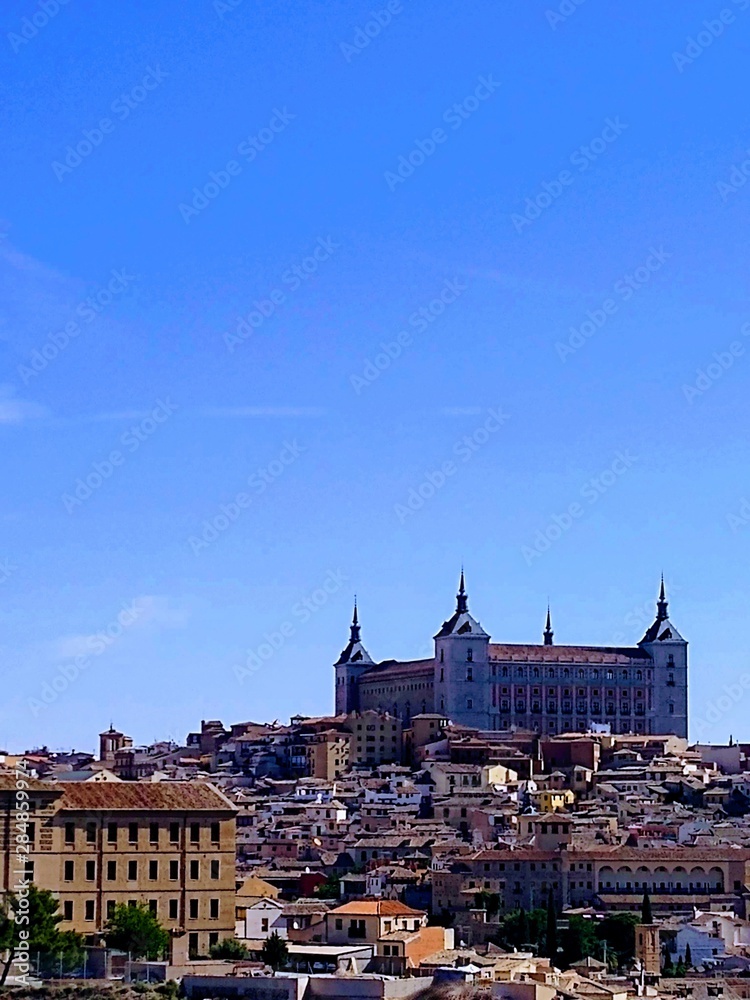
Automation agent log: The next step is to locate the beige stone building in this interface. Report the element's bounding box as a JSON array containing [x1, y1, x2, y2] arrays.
[[306, 730, 350, 780], [342, 711, 402, 767], [0, 777, 236, 959]]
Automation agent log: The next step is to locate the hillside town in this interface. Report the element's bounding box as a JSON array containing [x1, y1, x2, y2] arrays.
[[5, 704, 750, 999]]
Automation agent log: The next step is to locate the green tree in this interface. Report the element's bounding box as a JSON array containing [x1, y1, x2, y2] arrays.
[[675, 958, 686, 978], [494, 907, 548, 952], [474, 891, 501, 919], [684, 942, 692, 968], [517, 907, 530, 947], [663, 946, 674, 976], [641, 888, 653, 925], [0, 886, 84, 984], [315, 874, 341, 900], [597, 912, 639, 969], [210, 937, 249, 959], [545, 889, 558, 961], [261, 931, 289, 972], [104, 902, 170, 961], [560, 914, 600, 968]]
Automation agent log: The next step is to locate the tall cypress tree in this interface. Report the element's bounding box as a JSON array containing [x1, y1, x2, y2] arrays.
[[518, 907, 530, 947], [684, 942, 692, 968], [641, 888, 653, 925], [546, 888, 558, 960]]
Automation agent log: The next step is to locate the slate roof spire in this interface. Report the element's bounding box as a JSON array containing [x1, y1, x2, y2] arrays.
[[456, 568, 468, 614], [544, 605, 554, 646], [656, 574, 668, 622], [350, 597, 361, 643]]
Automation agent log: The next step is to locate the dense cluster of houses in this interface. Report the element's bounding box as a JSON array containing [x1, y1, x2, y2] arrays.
[[6, 715, 750, 997]]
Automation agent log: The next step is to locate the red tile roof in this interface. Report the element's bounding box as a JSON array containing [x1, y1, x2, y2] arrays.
[[489, 644, 650, 663], [330, 899, 425, 916], [58, 781, 236, 813]]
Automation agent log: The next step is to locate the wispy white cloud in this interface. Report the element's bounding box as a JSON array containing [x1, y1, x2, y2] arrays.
[[438, 406, 484, 416], [45, 595, 189, 662], [135, 595, 190, 629], [199, 406, 325, 418], [0, 384, 49, 424]]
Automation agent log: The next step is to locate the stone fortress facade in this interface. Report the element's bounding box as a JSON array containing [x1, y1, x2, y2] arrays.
[[334, 574, 688, 738]]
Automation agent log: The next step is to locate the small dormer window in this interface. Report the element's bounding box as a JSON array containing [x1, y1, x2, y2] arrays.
[[467, 648, 473, 662]]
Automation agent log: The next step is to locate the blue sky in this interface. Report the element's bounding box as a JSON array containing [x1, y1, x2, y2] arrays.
[[1, 0, 749, 752]]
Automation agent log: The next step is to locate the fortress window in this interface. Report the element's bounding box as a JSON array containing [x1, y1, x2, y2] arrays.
[[466, 667, 473, 682], [563, 668, 570, 679], [502, 667, 509, 677], [467, 648, 473, 661], [533, 667, 540, 678], [440, 668, 444, 682], [467, 698, 473, 710], [669, 702, 675, 714], [440, 649, 444, 662], [668, 654, 674, 664], [578, 669, 585, 679], [606, 670, 614, 680]]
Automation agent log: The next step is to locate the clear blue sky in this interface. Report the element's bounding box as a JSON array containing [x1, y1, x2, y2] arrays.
[[1, 0, 749, 752]]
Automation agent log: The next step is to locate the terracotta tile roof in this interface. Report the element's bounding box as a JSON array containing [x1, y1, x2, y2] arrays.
[[0, 775, 59, 793], [329, 899, 425, 916], [472, 848, 559, 861], [58, 781, 236, 812], [360, 659, 434, 681], [569, 846, 750, 861], [488, 644, 651, 663]]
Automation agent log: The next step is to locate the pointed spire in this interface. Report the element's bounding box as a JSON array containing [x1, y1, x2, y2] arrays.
[[656, 574, 668, 621], [350, 596, 361, 643], [544, 604, 554, 645], [456, 568, 468, 614]]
